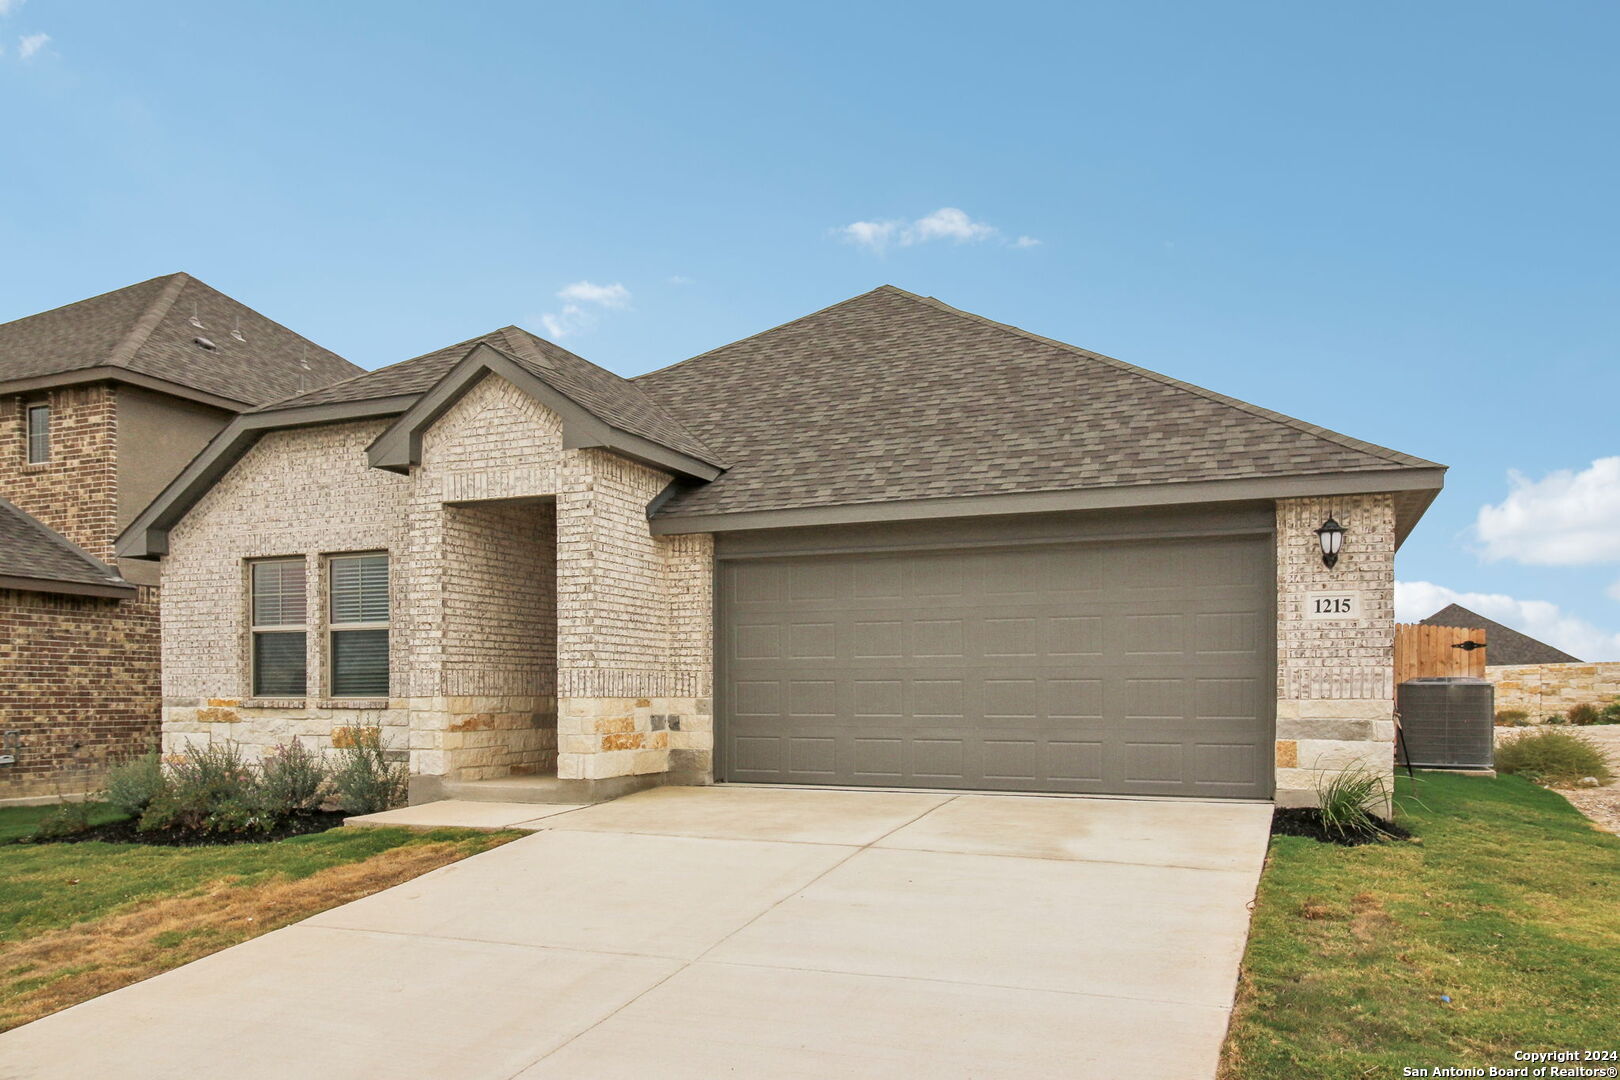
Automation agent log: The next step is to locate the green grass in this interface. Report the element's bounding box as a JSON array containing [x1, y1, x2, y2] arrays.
[[1222, 772, 1620, 1078], [0, 803, 128, 846], [0, 805, 519, 1029]]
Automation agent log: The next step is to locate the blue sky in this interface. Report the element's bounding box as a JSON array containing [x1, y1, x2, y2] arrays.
[[4, 1, 1618, 656]]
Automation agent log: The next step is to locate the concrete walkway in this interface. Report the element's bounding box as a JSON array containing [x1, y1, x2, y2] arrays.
[[0, 786, 1272, 1080]]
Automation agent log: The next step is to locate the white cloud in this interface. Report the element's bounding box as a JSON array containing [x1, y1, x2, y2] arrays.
[[556, 280, 630, 308], [1607, 579, 1620, 604], [1475, 457, 1620, 566], [1395, 580, 1620, 661], [17, 31, 47, 58], [837, 207, 1037, 253], [535, 280, 631, 340], [0, 0, 24, 17], [668, 275, 694, 286]]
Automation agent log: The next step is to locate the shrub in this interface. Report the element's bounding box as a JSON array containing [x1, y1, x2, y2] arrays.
[[1567, 703, 1602, 726], [331, 727, 407, 815], [140, 742, 270, 835], [104, 752, 167, 815], [34, 800, 96, 839], [256, 741, 330, 814], [1599, 700, 1620, 725], [1315, 764, 1393, 841], [1494, 709, 1531, 727], [1496, 729, 1614, 787], [1544, 713, 1568, 725]]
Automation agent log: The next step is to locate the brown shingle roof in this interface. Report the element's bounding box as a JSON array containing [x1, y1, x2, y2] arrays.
[[1420, 603, 1582, 666], [633, 285, 1440, 519], [262, 326, 721, 465], [0, 497, 131, 593], [0, 273, 361, 406]]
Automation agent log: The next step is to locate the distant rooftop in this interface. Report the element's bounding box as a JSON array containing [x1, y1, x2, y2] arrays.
[[1420, 603, 1581, 666]]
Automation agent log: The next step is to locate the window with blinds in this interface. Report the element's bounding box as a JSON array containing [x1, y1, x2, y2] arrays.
[[328, 553, 389, 697], [250, 559, 307, 696], [26, 403, 49, 464]]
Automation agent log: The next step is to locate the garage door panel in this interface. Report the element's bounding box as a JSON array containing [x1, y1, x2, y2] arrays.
[[719, 535, 1272, 797]]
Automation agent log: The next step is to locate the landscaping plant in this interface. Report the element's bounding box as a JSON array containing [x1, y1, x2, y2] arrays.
[[256, 741, 330, 815], [1495, 729, 1613, 787], [140, 741, 268, 835], [103, 751, 167, 816], [331, 727, 408, 815], [1313, 764, 1393, 842], [1566, 703, 1601, 726], [1493, 709, 1530, 727]]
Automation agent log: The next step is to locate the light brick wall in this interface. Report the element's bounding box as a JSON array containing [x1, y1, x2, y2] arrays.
[[1489, 662, 1620, 719], [159, 374, 716, 786], [1275, 494, 1397, 811]]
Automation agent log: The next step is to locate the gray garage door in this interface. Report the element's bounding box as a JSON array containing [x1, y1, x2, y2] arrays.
[[717, 535, 1273, 798]]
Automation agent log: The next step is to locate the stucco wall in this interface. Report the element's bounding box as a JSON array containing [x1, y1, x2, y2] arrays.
[[1489, 662, 1620, 718], [1274, 493, 1397, 810]]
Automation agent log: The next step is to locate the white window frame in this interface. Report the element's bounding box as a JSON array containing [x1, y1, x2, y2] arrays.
[[325, 551, 391, 699], [25, 402, 49, 464], [248, 557, 308, 698]]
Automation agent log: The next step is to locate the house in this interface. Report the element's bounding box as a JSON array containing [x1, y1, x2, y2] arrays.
[[1419, 603, 1581, 666], [120, 286, 1446, 808], [0, 273, 361, 799]]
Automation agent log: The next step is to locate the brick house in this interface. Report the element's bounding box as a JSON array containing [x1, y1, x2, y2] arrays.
[[0, 274, 360, 799], [121, 286, 1445, 809]]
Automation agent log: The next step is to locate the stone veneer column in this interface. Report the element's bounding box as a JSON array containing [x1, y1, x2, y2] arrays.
[[1274, 493, 1398, 814]]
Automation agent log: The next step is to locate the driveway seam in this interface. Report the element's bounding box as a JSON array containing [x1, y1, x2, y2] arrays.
[[499, 794, 963, 1080]]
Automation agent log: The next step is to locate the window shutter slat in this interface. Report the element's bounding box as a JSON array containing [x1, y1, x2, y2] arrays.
[[330, 554, 388, 624], [331, 629, 389, 697], [252, 560, 306, 626], [253, 631, 307, 696]]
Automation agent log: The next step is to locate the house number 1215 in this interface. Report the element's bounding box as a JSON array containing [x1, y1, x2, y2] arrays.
[[1304, 592, 1359, 620]]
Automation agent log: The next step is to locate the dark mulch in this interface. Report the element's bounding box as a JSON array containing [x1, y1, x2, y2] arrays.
[[22, 810, 349, 847], [1271, 807, 1413, 847]]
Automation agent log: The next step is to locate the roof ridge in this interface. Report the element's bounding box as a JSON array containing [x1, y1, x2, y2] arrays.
[[0, 494, 126, 584], [104, 272, 188, 370], [884, 287, 1441, 472], [633, 286, 894, 382]]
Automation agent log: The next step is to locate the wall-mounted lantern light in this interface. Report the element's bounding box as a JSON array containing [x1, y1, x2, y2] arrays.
[[1315, 516, 1346, 569]]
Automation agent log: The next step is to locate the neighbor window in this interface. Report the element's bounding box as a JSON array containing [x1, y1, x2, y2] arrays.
[[25, 403, 49, 464], [250, 559, 307, 697], [328, 553, 389, 698]]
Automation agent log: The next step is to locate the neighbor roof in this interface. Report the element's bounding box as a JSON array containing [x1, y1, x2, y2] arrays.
[[1421, 603, 1581, 666], [261, 325, 721, 465], [0, 273, 361, 407], [0, 497, 135, 599], [635, 285, 1442, 523]]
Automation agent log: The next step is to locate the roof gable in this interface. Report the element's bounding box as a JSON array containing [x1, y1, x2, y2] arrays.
[[633, 285, 1442, 525], [1420, 603, 1582, 665], [0, 273, 361, 407]]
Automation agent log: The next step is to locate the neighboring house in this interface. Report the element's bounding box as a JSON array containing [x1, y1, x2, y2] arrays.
[[121, 286, 1446, 808], [0, 273, 361, 799], [1419, 603, 1581, 666]]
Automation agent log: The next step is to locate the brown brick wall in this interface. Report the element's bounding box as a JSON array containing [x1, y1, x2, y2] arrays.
[[0, 386, 120, 560], [0, 586, 161, 798], [0, 384, 162, 798]]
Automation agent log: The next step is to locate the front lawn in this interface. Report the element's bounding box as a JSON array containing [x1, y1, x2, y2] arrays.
[[1221, 771, 1620, 1078], [0, 807, 517, 1031]]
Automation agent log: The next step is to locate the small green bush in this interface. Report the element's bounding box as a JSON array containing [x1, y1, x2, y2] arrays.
[[1598, 700, 1620, 724], [1567, 703, 1602, 726], [257, 741, 330, 814], [140, 742, 271, 835], [1495, 709, 1531, 727], [104, 751, 167, 815], [1544, 713, 1569, 725], [34, 800, 96, 839], [331, 728, 407, 815], [1314, 764, 1393, 841], [1496, 729, 1613, 787]]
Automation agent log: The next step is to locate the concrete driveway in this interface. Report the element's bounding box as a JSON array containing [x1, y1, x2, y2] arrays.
[[0, 786, 1271, 1080]]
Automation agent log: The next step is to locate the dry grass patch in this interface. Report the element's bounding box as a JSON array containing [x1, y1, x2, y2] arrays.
[[0, 820, 515, 1032]]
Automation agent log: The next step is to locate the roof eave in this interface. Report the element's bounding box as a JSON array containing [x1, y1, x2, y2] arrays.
[[649, 466, 1446, 535], [0, 573, 137, 600], [0, 368, 254, 411]]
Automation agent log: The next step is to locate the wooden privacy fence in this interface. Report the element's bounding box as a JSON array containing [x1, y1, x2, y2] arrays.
[[1395, 623, 1486, 683]]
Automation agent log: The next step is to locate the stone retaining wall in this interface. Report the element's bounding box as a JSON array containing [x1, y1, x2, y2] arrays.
[[1489, 662, 1620, 718]]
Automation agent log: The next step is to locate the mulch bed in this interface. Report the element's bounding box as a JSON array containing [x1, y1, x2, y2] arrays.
[[21, 810, 349, 848], [1271, 807, 1413, 847]]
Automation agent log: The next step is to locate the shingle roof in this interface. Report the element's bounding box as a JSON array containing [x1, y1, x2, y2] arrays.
[[262, 325, 721, 465], [0, 273, 361, 406], [632, 285, 1441, 520], [1420, 603, 1582, 666], [0, 497, 131, 593]]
